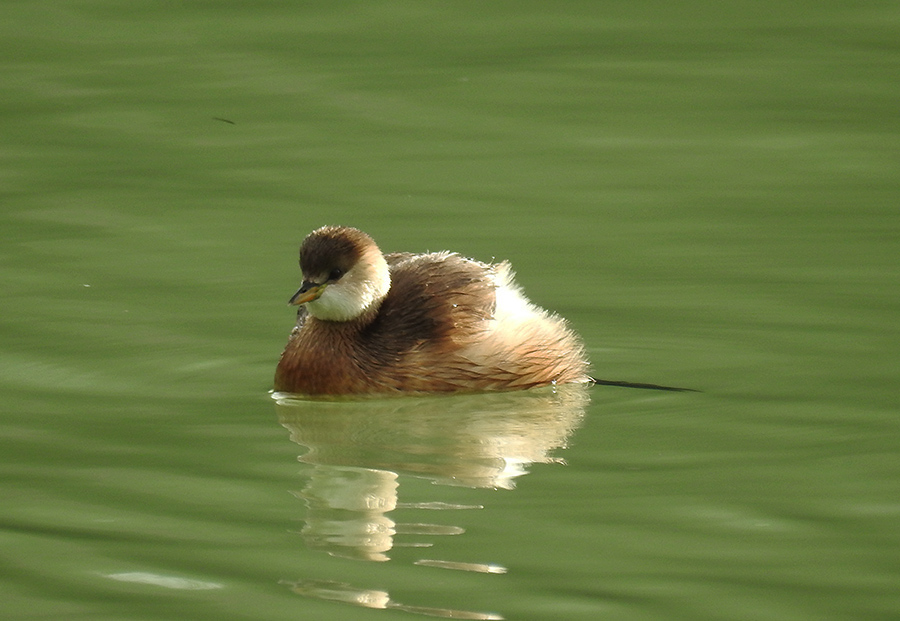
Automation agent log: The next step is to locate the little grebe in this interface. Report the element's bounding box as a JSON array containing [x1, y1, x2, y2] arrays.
[[274, 226, 590, 395]]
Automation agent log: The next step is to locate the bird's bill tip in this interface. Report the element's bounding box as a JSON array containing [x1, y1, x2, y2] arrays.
[[288, 282, 326, 306]]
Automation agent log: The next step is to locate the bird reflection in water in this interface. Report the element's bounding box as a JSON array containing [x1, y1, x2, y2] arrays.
[[274, 384, 589, 619]]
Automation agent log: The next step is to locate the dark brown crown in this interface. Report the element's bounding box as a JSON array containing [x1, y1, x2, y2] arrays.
[[299, 226, 376, 278]]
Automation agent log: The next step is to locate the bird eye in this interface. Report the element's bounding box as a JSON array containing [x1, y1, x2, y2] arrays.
[[328, 268, 344, 281]]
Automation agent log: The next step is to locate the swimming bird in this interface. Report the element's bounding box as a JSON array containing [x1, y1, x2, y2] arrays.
[[274, 226, 590, 396]]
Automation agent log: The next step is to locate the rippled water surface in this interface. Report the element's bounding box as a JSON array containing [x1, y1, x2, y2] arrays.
[[3, 2, 899, 620]]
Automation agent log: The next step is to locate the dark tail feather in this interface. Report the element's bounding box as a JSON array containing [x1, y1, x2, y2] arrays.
[[589, 377, 699, 392]]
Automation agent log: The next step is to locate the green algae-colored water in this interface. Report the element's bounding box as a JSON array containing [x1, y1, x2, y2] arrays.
[[3, 2, 898, 619]]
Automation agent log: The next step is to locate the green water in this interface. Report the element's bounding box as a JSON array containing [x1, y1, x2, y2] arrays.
[[2, 2, 898, 619]]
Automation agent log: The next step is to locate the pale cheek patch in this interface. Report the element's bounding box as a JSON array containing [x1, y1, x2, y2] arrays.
[[307, 285, 365, 321], [305, 247, 390, 322]]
